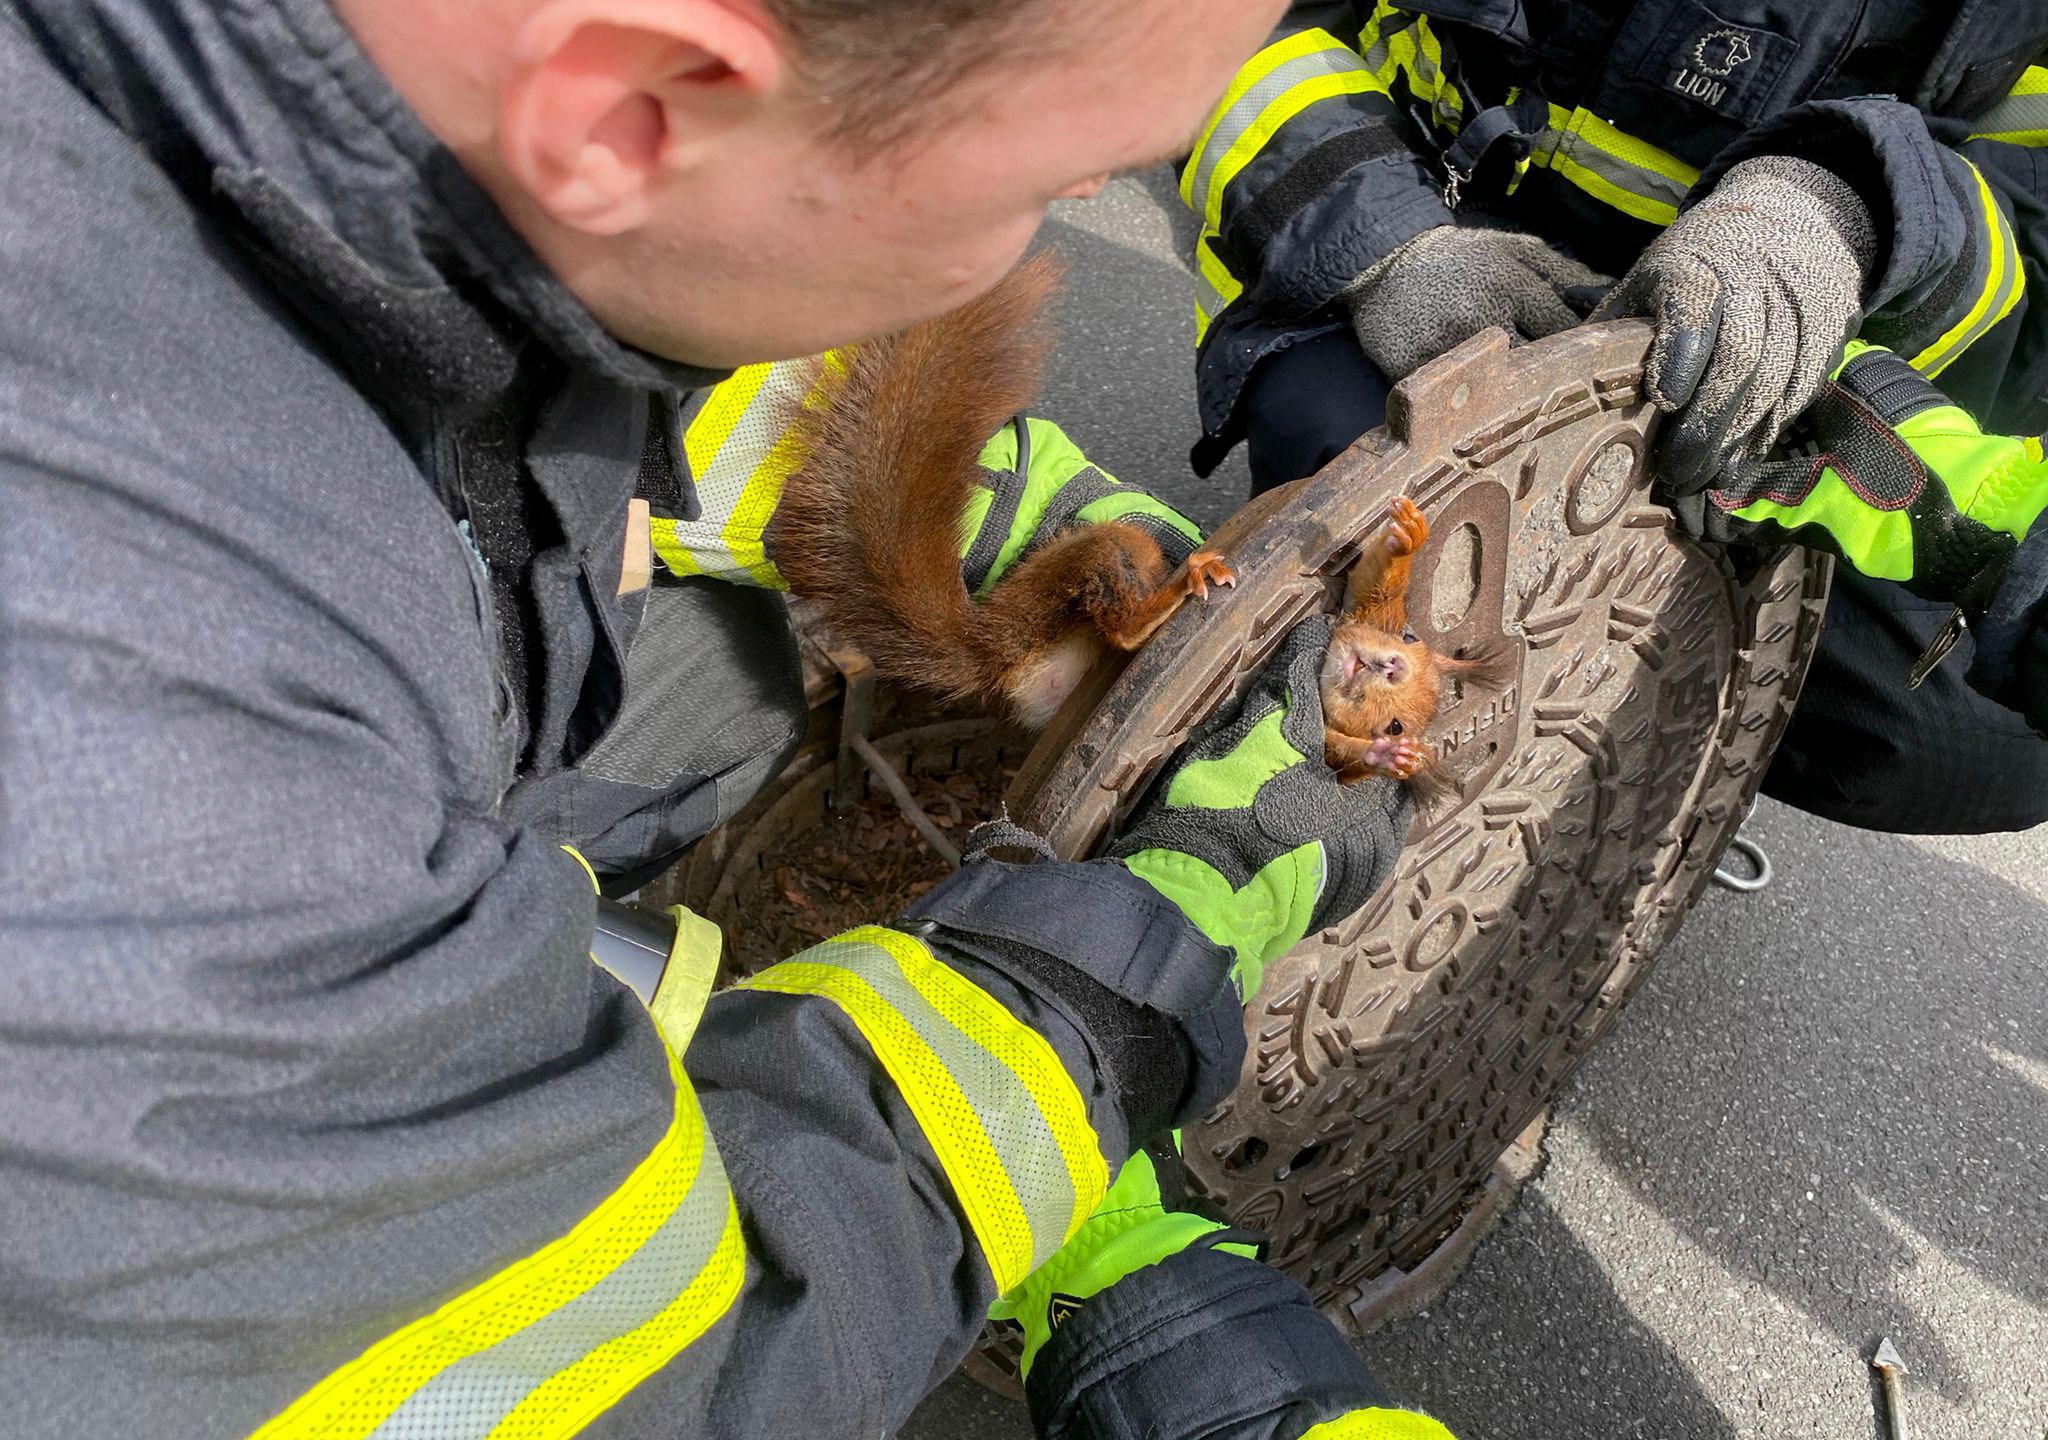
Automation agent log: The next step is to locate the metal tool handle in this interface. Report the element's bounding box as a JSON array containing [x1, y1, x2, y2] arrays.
[[591, 897, 676, 1005]]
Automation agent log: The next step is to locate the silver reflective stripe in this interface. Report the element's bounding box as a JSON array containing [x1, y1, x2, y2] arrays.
[[1187, 40, 1369, 223], [1195, 252, 1230, 325], [669, 359, 816, 582], [1357, 8, 1416, 75], [693, 365, 808, 523], [1973, 88, 2048, 141], [1527, 113, 1695, 225], [1360, 8, 1462, 128], [1915, 164, 2025, 377], [364, 1128, 734, 1440], [814, 939, 1079, 1274]]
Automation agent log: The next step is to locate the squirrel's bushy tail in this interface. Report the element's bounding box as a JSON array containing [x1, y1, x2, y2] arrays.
[[773, 253, 1062, 703]]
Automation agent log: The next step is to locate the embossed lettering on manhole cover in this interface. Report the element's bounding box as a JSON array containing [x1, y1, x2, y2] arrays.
[[1009, 322, 1830, 1311]]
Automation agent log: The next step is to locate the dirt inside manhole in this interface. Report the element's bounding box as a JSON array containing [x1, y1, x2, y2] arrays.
[[729, 761, 1016, 975]]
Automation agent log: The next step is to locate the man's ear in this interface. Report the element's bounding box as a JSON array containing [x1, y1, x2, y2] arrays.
[[501, 0, 783, 236]]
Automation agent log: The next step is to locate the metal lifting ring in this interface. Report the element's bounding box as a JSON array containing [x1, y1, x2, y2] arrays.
[[1713, 833, 1774, 892], [1712, 796, 1772, 893]]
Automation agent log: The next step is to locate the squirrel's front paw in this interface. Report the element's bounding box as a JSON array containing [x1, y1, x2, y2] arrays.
[[1185, 549, 1237, 599], [1351, 734, 1428, 780], [1384, 496, 1429, 557]]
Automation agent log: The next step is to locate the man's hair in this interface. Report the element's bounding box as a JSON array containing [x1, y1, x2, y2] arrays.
[[763, 0, 1052, 144]]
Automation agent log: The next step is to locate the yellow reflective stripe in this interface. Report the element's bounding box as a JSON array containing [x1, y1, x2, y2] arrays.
[[1356, 5, 1462, 129], [1300, 1412, 1454, 1439], [719, 446, 795, 590], [647, 905, 724, 1058], [647, 519, 703, 577], [1526, 104, 1698, 227], [656, 359, 828, 588], [492, 1204, 740, 1439], [1568, 107, 1696, 187], [1911, 159, 2026, 379], [561, 844, 600, 893], [250, 1044, 741, 1440], [742, 956, 1038, 1289], [1184, 33, 1378, 234], [1357, 4, 1416, 87], [1381, 25, 1423, 91], [659, 366, 771, 582], [689, 362, 785, 587], [684, 364, 772, 481], [1970, 66, 2048, 146], [1417, 20, 1463, 127], [852, 927, 1103, 1232], [1193, 231, 1244, 342], [1182, 28, 1347, 209], [738, 927, 1106, 1294], [1197, 68, 1385, 240]]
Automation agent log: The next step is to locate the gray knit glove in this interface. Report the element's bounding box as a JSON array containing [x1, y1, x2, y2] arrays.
[[1341, 225, 1611, 381], [1595, 155, 1878, 495]]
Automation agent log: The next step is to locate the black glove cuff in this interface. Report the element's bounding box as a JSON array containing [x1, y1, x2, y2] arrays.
[[906, 860, 1234, 1018], [1024, 1243, 1390, 1440], [904, 861, 1246, 1133]]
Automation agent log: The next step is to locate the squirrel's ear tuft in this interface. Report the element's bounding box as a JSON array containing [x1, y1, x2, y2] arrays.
[[1436, 636, 1518, 692], [1402, 757, 1463, 819]]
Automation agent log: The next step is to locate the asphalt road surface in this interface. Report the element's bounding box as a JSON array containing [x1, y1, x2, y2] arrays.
[[896, 174, 2048, 1440]]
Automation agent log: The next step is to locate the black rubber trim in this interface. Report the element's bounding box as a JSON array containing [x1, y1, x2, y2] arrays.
[[960, 414, 1032, 594], [1032, 466, 1122, 545]]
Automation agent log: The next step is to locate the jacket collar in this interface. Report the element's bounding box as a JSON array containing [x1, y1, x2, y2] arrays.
[[2, 0, 723, 411]]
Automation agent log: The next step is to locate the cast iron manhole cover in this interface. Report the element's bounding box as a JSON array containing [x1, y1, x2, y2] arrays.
[[1007, 320, 1830, 1312]]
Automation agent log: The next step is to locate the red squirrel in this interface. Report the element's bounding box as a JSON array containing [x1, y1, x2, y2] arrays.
[[770, 258, 1509, 791], [1321, 497, 1516, 799], [770, 254, 1235, 729]]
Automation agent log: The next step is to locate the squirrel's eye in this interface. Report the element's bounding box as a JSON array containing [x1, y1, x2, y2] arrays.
[[1386, 719, 1404, 735]]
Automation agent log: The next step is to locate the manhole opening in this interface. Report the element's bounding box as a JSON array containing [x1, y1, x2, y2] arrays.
[[1283, 1142, 1327, 1177], [1220, 1137, 1270, 1173], [1431, 522, 1483, 632]]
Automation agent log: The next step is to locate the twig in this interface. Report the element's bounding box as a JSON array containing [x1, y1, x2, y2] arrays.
[[850, 734, 962, 868]]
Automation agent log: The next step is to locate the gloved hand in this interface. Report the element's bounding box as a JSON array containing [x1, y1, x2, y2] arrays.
[[964, 415, 1204, 597], [1596, 154, 1879, 494], [989, 1142, 1254, 1378], [1002, 1139, 1458, 1440], [1341, 224, 1610, 381], [1108, 616, 1412, 999], [1674, 342, 2048, 627]]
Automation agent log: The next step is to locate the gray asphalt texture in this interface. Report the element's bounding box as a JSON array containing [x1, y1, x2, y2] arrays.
[[897, 173, 2048, 1440]]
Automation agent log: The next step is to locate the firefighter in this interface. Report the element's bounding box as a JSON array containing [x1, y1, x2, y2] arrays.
[[1186, 1, 2048, 832], [0, 1, 1455, 1438]]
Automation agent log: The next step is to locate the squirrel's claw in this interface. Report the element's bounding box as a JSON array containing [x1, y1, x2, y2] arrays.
[[1361, 735, 1428, 779], [1185, 550, 1236, 600], [1384, 496, 1429, 557]]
